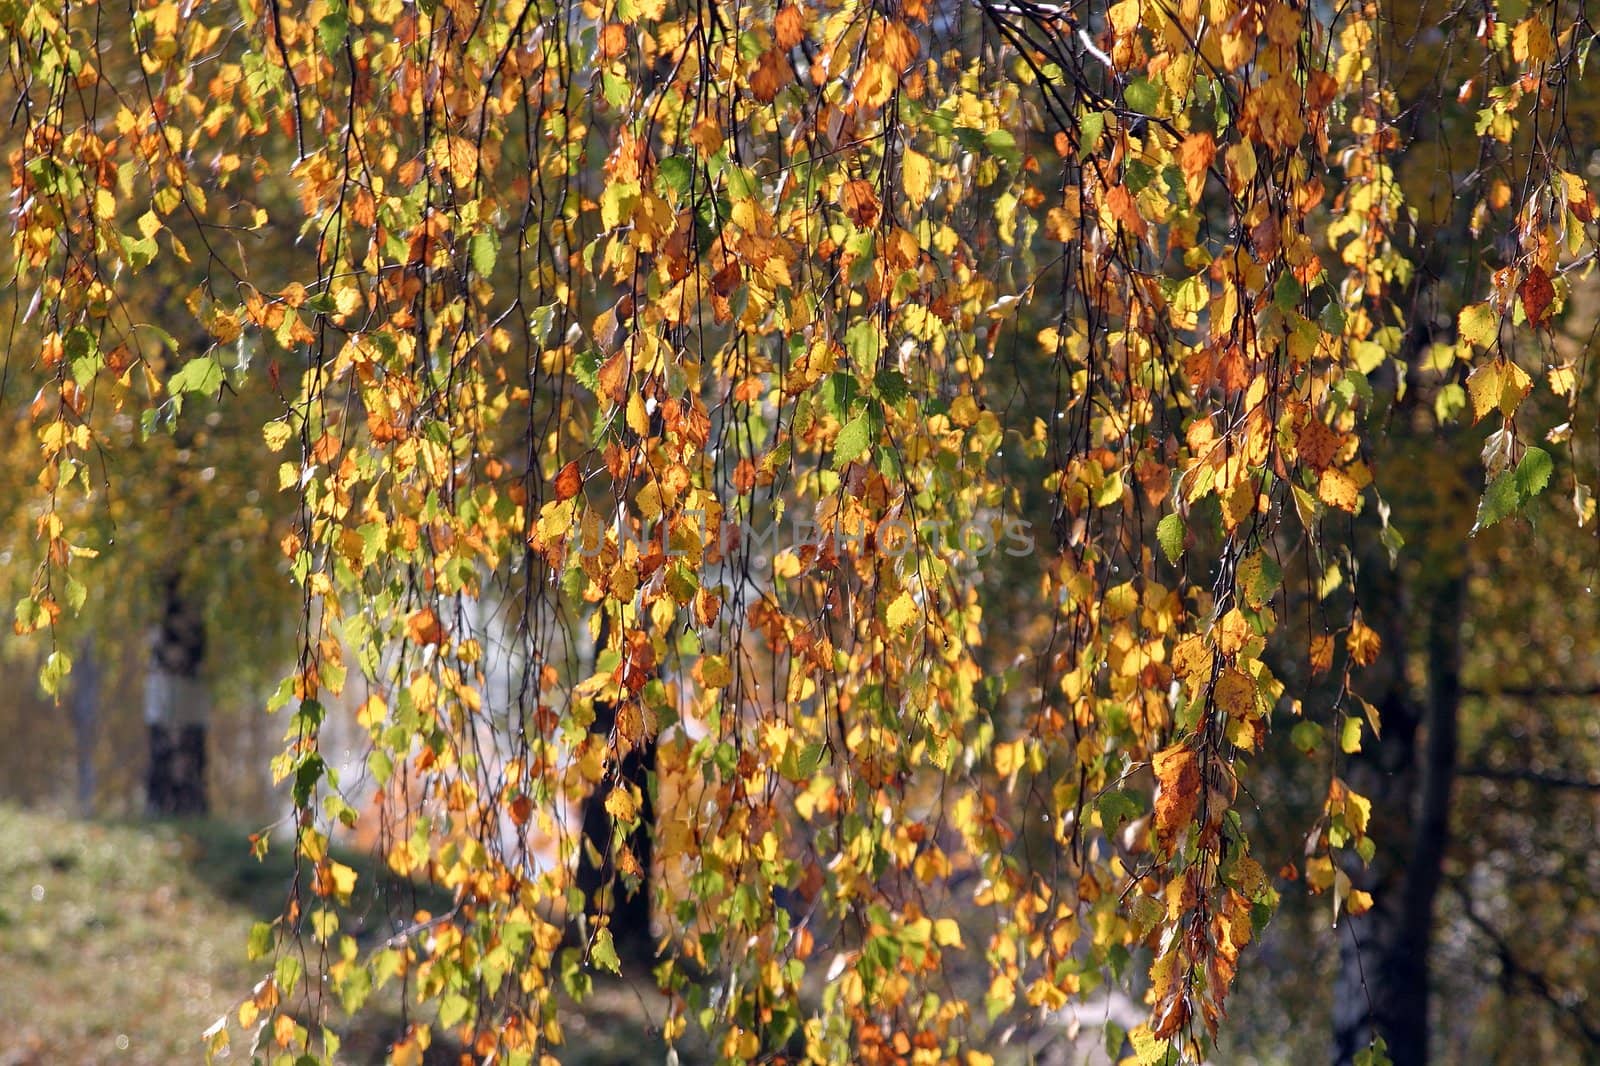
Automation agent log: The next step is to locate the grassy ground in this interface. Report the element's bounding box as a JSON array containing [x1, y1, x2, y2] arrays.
[[0, 806, 274, 1065], [0, 806, 680, 1066], [0, 805, 1134, 1065]]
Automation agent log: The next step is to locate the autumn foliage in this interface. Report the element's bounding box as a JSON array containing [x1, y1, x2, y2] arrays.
[[4, 0, 1597, 1059]]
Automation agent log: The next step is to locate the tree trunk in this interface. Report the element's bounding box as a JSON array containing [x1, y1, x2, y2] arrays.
[[1334, 572, 1464, 1065], [574, 695, 657, 965], [68, 634, 101, 817], [145, 571, 210, 816]]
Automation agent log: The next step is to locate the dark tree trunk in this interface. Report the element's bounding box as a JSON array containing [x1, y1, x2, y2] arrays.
[[145, 571, 210, 816], [1334, 572, 1464, 1065], [574, 694, 657, 965]]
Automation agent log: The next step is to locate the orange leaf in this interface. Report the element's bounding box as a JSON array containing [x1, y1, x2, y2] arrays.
[[597, 22, 628, 58], [406, 607, 444, 646], [1105, 184, 1147, 238], [774, 3, 806, 49], [1346, 617, 1381, 667], [1153, 743, 1201, 855], [1178, 131, 1215, 203], [555, 460, 582, 501]]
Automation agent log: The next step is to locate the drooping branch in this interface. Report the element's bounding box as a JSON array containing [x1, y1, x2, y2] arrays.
[[1450, 881, 1600, 1048], [1457, 765, 1600, 792]]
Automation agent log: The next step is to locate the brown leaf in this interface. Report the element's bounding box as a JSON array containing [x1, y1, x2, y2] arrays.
[[1296, 415, 1343, 471], [1519, 265, 1555, 327], [555, 460, 582, 501], [839, 179, 880, 228], [750, 47, 792, 103]]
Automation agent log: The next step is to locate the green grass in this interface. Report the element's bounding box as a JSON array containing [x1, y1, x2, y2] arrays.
[[0, 806, 687, 1065], [0, 806, 280, 1064]]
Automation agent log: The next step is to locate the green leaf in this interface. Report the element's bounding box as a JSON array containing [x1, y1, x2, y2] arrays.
[[1457, 303, 1498, 349], [1474, 470, 1519, 532], [1123, 77, 1160, 114], [248, 921, 275, 960], [168, 354, 223, 396], [41, 649, 72, 697], [844, 319, 883, 372], [656, 155, 693, 197], [317, 10, 348, 52], [1291, 720, 1322, 755], [1157, 513, 1185, 565], [1240, 550, 1283, 608], [591, 927, 622, 973], [599, 180, 640, 229], [438, 992, 472, 1028], [1078, 111, 1105, 161], [1340, 715, 1363, 754], [1476, 447, 1554, 533], [874, 368, 909, 405], [833, 413, 871, 468], [1274, 271, 1303, 311], [1096, 789, 1141, 827], [470, 230, 498, 278], [1513, 446, 1553, 499], [983, 128, 1018, 164], [275, 953, 304, 997]]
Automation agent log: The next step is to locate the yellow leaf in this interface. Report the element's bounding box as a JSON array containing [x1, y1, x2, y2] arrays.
[[151, 1, 179, 38], [885, 591, 918, 632], [1317, 467, 1360, 512], [1512, 17, 1554, 64], [932, 918, 963, 947], [902, 148, 934, 206], [1108, 0, 1141, 36], [993, 738, 1026, 777], [949, 394, 980, 427], [627, 391, 650, 438], [1466, 358, 1532, 422], [1225, 140, 1256, 194], [328, 861, 358, 903], [1216, 608, 1252, 656], [1346, 618, 1381, 667], [604, 787, 638, 823], [1548, 363, 1577, 397], [1213, 668, 1256, 719], [698, 654, 731, 689], [1170, 634, 1213, 684], [333, 285, 363, 319]]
